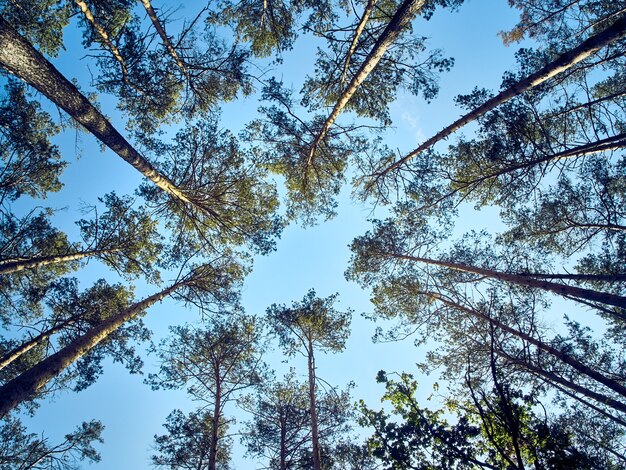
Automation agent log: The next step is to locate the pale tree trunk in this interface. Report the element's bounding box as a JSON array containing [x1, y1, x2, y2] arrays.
[[0, 16, 194, 207], [74, 0, 129, 77], [340, 0, 378, 87], [0, 320, 72, 370], [0, 248, 118, 275], [429, 292, 626, 400], [375, 14, 626, 178], [307, 337, 321, 470], [306, 0, 426, 166], [138, 0, 188, 76], [391, 253, 626, 317], [0, 282, 180, 418]]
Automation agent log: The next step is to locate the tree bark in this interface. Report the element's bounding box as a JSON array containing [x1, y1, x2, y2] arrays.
[[429, 292, 626, 400], [138, 0, 188, 76], [340, 0, 378, 86], [306, 0, 426, 166], [0, 16, 194, 207], [0, 248, 117, 275], [307, 338, 321, 470], [0, 282, 180, 418], [0, 320, 72, 370], [74, 0, 129, 77], [392, 253, 626, 318], [209, 370, 221, 470], [375, 14, 626, 177]]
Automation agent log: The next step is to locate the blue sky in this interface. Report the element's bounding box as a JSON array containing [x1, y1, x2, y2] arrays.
[[14, 0, 528, 467]]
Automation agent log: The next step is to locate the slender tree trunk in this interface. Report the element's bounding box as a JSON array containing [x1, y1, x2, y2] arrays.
[[392, 253, 626, 318], [0, 282, 180, 418], [0, 16, 194, 207], [0, 248, 118, 275], [454, 131, 626, 189], [340, 0, 378, 87], [429, 292, 626, 400], [516, 272, 626, 282], [307, 338, 321, 470], [0, 319, 73, 370], [375, 14, 626, 177], [209, 378, 221, 470], [138, 0, 188, 76], [306, 0, 426, 166], [279, 415, 287, 470], [74, 0, 129, 77], [547, 89, 626, 119]]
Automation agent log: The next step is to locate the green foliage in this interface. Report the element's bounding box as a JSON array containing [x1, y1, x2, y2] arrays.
[[0, 416, 103, 469], [267, 289, 352, 356], [152, 409, 230, 470]]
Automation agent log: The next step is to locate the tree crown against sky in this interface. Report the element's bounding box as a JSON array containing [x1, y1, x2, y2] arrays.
[[0, 0, 625, 468]]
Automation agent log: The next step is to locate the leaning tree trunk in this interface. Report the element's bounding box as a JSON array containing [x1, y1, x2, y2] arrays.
[[393, 253, 626, 318], [0, 16, 194, 207], [306, 0, 426, 167], [307, 338, 321, 470], [74, 0, 129, 77], [0, 248, 118, 275], [339, 0, 378, 86], [139, 0, 188, 76], [429, 292, 626, 400], [375, 14, 626, 178], [0, 282, 181, 418], [0, 319, 73, 370]]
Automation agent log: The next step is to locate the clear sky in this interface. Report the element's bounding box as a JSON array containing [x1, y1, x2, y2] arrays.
[[14, 0, 526, 468]]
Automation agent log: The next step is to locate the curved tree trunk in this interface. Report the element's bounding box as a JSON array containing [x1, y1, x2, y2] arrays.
[[307, 338, 321, 470], [0, 248, 117, 275], [0, 282, 180, 418], [392, 253, 626, 318], [374, 14, 626, 178], [0, 16, 194, 207], [307, 0, 426, 166]]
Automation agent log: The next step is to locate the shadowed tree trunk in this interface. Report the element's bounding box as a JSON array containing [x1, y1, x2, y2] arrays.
[[0, 281, 182, 418], [373, 14, 626, 179], [0, 16, 195, 207], [307, 336, 321, 470], [390, 252, 626, 318]]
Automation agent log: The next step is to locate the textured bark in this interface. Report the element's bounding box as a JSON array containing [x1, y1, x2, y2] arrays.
[[0, 282, 180, 418], [139, 0, 188, 76], [376, 14, 626, 177], [0, 248, 116, 275], [392, 253, 626, 316], [307, 338, 321, 470], [74, 0, 129, 77], [307, 0, 426, 166], [209, 370, 221, 470], [0, 16, 194, 206], [429, 292, 626, 400]]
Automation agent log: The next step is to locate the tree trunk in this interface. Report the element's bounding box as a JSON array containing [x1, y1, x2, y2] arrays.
[[393, 253, 626, 318], [307, 0, 426, 166], [307, 338, 321, 470], [139, 0, 188, 76], [0, 16, 194, 207], [340, 0, 378, 87], [74, 0, 129, 77], [279, 415, 287, 470], [0, 319, 74, 370], [375, 14, 626, 177], [0, 248, 117, 275], [0, 282, 180, 418], [209, 375, 221, 470], [429, 292, 626, 400], [516, 272, 626, 282]]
